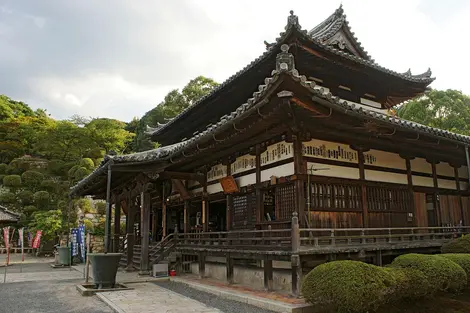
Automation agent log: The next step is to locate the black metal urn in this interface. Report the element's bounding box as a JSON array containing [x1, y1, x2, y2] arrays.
[[88, 253, 122, 289]]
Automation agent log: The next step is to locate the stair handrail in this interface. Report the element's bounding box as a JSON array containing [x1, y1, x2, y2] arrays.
[[149, 233, 175, 262]]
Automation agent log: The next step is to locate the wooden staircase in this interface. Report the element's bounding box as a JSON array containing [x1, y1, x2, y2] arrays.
[[118, 234, 177, 271]]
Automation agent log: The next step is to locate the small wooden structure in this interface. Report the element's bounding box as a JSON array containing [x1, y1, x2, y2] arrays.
[[0, 205, 20, 225], [69, 7, 470, 294]]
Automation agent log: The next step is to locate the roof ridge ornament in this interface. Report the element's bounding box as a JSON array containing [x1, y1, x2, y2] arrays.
[[286, 10, 300, 30], [276, 44, 295, 73]]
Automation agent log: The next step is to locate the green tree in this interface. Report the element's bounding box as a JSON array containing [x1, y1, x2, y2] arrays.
[[85, 118, 135, 154], [132, 76, 218, 152], [22, 170, 45, 191], [29, 209, 62, 242], [396, 89, 470, 135]]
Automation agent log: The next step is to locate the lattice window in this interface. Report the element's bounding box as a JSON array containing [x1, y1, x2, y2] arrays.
[[309, 183, 361, 211], [275, 184, 296, 221], [232, 193, 256, 229], [366, 186, 413, 212]]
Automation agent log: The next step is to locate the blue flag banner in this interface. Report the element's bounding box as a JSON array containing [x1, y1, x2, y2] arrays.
[[71, 228, 79, 256], [78, 225, 86, 261]]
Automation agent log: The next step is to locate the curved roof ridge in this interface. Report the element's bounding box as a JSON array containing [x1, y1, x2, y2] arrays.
[[309, 4, 372, 61]]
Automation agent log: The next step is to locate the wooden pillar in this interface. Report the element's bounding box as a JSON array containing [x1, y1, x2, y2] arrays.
[[104, 166, 113, 253], [454, 165, 465, 226], [162, 184, 167, 238], [199, 251, 206, 278], [113, 198, 121, 252], [293, 135, 306, 225], [226, 162, 233, 231], [357, 147, 368, 228], [226, 253, 234, 284], [264, 255, 273, 291], [255, 144, 263, 224], [184, 200, 190, 233], [404, 157, 417, 226], [140, 191, 151, 274], [431, 161, 441, 226], [202, 168, 209, 232], [151, 211, 157, 242], [126, 196, 136, 271], [291, 212, 301, 296]]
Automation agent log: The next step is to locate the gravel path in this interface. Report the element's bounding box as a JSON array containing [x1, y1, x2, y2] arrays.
[[154, 281, 277, 313], [0, 279, 113, 313]]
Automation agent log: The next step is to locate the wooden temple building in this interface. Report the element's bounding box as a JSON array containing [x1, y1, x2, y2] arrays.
[[70, 7, 470, 294]]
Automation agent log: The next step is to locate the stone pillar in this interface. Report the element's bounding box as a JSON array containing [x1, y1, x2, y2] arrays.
[[264, 256, 273, 291], [226, 253, 234, 284], [291, 212, 302, 297], [140, 191, 151, 275]]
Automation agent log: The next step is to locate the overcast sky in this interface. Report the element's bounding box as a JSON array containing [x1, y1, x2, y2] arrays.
[[1, 0, 469, 122]]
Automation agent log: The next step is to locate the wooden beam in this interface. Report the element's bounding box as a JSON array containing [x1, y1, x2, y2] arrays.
[[160, 171, 205, 184], [405, 157, 417, 226], [126, 195, 136, 271], [431, 161, 441, 226], [162, 184, 167, 238], [293, 134, 306, 225], [113, 199, 121, 253], [172, 179, 190, 200], [455, 166, 465, 226]]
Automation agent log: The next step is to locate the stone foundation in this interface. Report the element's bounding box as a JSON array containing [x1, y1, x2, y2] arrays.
[[190, 261, 292, 292]]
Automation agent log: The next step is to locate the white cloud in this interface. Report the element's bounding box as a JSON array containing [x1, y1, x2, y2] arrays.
[[2, 0, 470, 122]]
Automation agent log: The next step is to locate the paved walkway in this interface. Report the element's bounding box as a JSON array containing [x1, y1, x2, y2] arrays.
[[98, 282, 221, 313]]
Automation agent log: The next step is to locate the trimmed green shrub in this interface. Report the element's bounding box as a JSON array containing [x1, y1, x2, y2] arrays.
[[390, 253, 466, 293], [17, 190, 34, 205], [73, 167, 90, 180], [40, 180, 56, 192], [301, 260, 395, 313], [79, 158, 95, 170], [3, 174, 21, 187], [0, 175, 5, 185], [23, 205, 37, 214], [0, 164, 8, 174], [0, 191, 16, 204], [440, 254, 470, 283], [22, 170, 44, 188], [67, 165, 80, 179], [442, 235, 470, 254], [95, 201, 106, 216], [33, 191, 50, 208], [384, 267, 432, 300]]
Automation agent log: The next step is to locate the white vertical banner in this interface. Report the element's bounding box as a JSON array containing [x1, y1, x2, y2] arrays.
[[18, 228, 24, 272]]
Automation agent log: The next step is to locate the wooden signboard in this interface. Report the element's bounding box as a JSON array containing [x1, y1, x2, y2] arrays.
[[219, 176, 239, 194]]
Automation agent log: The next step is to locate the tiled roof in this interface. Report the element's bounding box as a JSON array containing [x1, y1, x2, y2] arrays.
[[150, 8, 434, 138], [70, 45, 467, 197], [0, 205, 20, 222]]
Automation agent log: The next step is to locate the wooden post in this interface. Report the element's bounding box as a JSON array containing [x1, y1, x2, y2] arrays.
[[431, 161, 441, 226], [104, 165, 113, 253], [291, 212, 301, 296], [293, 135, 306, 225], [202, 168, 209, 232], [162, 184, 167, 238], [85, 232, 91, 283], [140, 191, 151, 275], [126, 197, 136, 271], [226, 162, 232, 231], [199, 251, 206, 278], [184, 200, 190, 233], [151, 212, 157, 242], [264, 255, 273, 291], [226, 253, 234, 284], [255, 144, 263, 224], [404, 157, 417, 226], [357, 148, 368, 228], [454, 165, 465, 226], [113, 199, 121, 252]]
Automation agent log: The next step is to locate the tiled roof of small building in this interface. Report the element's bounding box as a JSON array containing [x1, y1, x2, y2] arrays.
[[0, 205, 20, 222]]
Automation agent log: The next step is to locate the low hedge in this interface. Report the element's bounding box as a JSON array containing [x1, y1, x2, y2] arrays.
[[440, 254, 470, 284], [441, 235, 470, 254], [384, 267, 432, 300], [390, 254, 467, 293], [301, 260, 395, 313]]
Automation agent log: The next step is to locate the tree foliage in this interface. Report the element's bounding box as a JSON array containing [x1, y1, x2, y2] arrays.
[[396, 89, 470, 135]]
